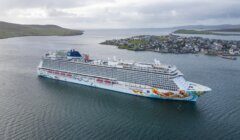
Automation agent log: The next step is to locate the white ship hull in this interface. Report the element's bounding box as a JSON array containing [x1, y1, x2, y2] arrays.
[[37, 67, 202, 101]]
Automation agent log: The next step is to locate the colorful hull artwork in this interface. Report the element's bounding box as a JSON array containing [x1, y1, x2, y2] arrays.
[[37, 68, 205, 101]]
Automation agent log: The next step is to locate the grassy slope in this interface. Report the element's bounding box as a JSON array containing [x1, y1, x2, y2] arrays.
[[0, 21, 83, 39]]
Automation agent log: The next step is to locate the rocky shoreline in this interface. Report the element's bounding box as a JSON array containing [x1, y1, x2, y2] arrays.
[[101, 34, 240, 56]]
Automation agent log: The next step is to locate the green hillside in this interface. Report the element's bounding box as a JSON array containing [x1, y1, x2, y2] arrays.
[[0, 21, 83, 39]]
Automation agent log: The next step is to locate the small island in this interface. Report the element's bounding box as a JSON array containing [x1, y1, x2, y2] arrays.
[[101, 34, 240, 56], [0, 21, 83, 39]]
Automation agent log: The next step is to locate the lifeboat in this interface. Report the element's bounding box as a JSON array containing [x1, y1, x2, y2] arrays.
[[96, 78, 103, 83], [104, 80, 112, 84], [48, 70, 53, 73]]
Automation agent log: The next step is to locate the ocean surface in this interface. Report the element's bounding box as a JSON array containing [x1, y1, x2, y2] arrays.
[[0, 29, 240, 140]]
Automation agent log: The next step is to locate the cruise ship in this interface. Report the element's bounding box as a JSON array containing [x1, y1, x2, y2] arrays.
[[37, 50, 211, 101]]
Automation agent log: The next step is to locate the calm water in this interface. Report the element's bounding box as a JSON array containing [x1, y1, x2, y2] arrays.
[[0, 29, 240, 140]]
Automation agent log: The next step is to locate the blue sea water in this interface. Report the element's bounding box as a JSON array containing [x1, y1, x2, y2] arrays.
[[0, 29, 239, 140]]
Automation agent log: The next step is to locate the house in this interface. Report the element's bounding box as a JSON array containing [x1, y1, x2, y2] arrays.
[[229, 48, 240, 55]]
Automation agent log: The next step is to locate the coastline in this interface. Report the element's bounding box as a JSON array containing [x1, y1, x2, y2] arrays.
[[101, 34, 240, 57]]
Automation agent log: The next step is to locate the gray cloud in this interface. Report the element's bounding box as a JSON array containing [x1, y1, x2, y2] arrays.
[[0, 0, 239, 29], [0, 0, 113, 9]]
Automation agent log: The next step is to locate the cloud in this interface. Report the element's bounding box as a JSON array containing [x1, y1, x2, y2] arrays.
[[0, 0, 239, 28]]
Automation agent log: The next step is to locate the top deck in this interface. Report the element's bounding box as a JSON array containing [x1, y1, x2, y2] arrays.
[[43, 50, 182, 76]]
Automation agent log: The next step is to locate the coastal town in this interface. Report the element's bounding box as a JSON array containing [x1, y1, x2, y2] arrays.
[[101, 34, 240, 57]]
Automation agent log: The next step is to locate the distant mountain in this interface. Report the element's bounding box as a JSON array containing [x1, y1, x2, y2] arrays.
[[0, 21, 83, 39], [172, 24, 240, 31], [172, 24, 240, 35], [173, 29, 240, 36], [210, 28, 240, 32]]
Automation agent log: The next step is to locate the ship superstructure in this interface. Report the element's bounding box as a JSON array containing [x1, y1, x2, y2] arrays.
[[37, 50, 211, 101]]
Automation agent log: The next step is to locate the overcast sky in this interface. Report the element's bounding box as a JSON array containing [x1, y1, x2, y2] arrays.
[[0, 0, 239, 29]]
